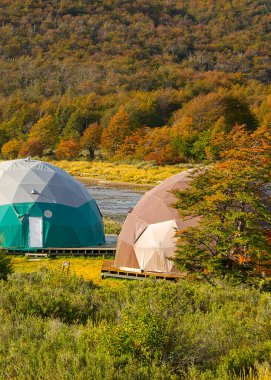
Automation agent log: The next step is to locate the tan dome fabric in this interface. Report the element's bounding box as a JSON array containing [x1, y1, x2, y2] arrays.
[[115, 170, 200, 273], [133, 220, 178, 273]]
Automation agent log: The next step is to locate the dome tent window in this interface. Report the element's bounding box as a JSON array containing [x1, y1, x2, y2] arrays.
[[0, 158, 105, 250], [44, 210, 53, 218]]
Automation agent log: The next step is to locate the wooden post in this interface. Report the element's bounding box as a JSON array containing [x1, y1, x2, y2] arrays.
[[62, 261, 70, 274]]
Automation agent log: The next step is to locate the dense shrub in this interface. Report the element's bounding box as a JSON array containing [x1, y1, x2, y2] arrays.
[[0, 269, 97, 324], [1, 270, 271, 378]]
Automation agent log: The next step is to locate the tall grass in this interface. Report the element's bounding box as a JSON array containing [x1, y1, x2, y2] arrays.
[[52, 160, 187, 184]]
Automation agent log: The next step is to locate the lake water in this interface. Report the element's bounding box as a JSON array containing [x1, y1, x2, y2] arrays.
[[87, 186, 143, 222]]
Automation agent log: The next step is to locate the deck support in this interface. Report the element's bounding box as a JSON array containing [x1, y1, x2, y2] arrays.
[[101, 261, 183, 281], [8, 246, 116, 257]]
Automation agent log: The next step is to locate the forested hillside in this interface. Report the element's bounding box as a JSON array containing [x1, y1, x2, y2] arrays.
[[0, 0, 271, 162], [1, 0, 271, 94]]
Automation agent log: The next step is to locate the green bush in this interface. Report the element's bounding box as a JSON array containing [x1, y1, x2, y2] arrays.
[[1, 270, 271, 378], [0, 250, 13, 280], [0, 269, 97, 323]]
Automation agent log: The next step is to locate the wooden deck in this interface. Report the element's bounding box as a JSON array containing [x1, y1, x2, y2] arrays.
[[7, 235, 117, 257], [101, 260, 184, 281]]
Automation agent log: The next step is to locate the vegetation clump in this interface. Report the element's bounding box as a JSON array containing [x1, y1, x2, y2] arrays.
[[0, 270, 271, 379], [0, 250, 13, 280], [175, 125, 271, 282], [54, 160, 185, 184], [103, 217, 122, 235]]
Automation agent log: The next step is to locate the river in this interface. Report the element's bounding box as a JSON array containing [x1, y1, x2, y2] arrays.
[[87, 186, 143, 222]]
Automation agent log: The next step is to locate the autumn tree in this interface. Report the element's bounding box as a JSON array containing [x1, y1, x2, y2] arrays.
[[80, 123, 102, 160], [55, 139, 81, 160], [143, 126, 179, 165], [171, 93, 258, 162], [171, 117, 198, 162], [28, 115, 59, 150], [62, 110, 87, 138], [1, 139, 21, 159], [0, 117, 23, 150], [115, 128, 149, 161], [191, 117, 228, 161], [101, 108, 131, 157], [19, 138, 45, 157], [174, 125, 271, 281], [116, 124, 190, 164], [172, 93, 258, 133]]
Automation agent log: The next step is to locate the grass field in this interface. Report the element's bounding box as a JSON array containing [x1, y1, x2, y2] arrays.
[[11, 256, 122, 287], [52, 160, 187, 185]]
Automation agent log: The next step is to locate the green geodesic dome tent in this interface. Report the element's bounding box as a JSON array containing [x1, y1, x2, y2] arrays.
[[0, 158, 105, 250]]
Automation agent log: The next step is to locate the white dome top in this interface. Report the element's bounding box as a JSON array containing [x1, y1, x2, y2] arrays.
[[0, 158, 92, 207]]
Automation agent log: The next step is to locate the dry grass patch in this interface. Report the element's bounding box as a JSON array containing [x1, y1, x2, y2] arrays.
[[52, 160, 187, 185], [11, 256, 121, 287]]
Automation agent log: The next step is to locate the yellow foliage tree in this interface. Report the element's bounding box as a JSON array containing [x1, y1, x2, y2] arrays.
[[29, 115, 58, 149], [1, 139, 21, 159], [80, 123, 102, 160]]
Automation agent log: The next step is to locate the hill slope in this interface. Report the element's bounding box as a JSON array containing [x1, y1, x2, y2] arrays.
[[0, 0, 270, 97]]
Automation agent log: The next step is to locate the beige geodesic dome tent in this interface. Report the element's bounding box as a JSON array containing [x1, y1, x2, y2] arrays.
[[114, 170, 200, 273]]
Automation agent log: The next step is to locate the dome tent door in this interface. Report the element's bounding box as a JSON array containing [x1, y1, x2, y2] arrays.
[[29, 217, 43, 248]]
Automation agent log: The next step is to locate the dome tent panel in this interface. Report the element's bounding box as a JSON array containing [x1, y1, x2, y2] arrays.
[[133, 220, 178, 273], [0, 176, 19, 204], [133, 196, 174, 222], [0, 204, 28, 248], [114, 214, 147, 269]]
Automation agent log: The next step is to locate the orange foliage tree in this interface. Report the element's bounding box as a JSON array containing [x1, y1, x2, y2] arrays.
[[143, 127, 178, 165], [171, 93, 259, 161], [116, 125, 188, 165], [55, 139, 81, 160], [19, 138, 45, 157], [101, 108, 131, 157], [115, 128, 149, 161]]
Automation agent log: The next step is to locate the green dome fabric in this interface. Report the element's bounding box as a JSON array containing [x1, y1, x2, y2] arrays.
[[0, 158, 105, 249]]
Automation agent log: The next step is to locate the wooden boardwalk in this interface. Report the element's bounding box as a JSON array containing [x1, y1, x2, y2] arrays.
[[101, 260, 184, 281]]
